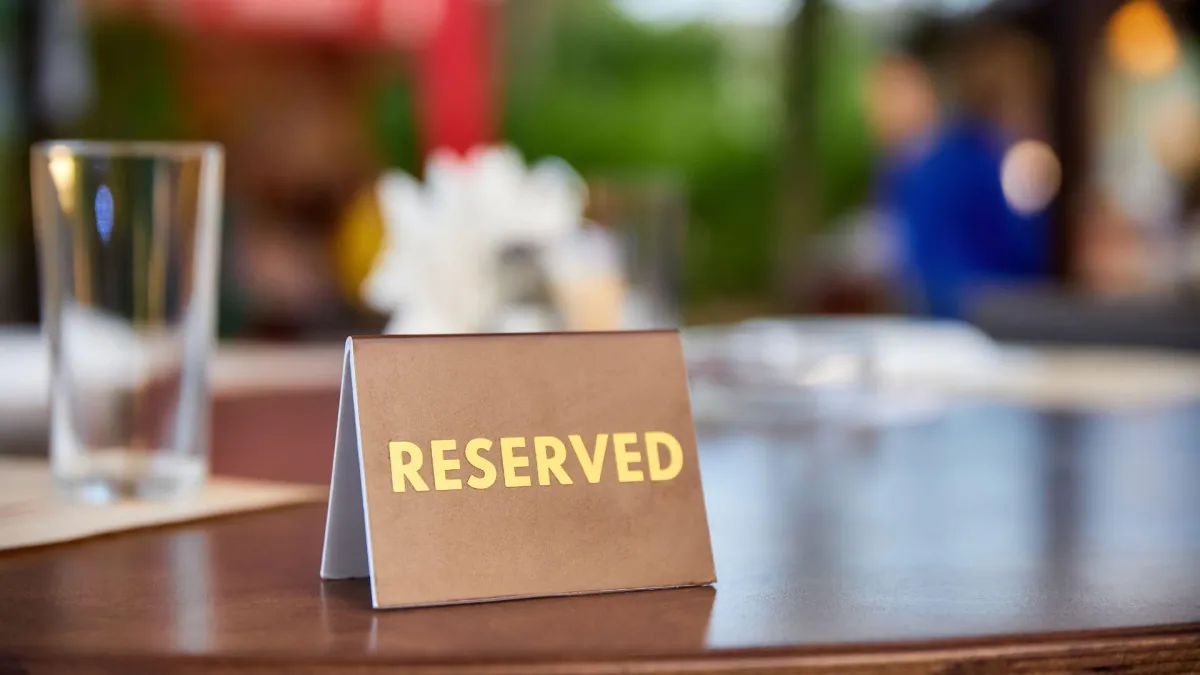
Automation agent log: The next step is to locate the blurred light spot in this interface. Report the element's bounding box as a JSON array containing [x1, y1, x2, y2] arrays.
[[1106, 0, 1179, 78], [95, 186, 114, 243], [836, 0, 989, 14], [1001, 140, 1061, 215], [47, 145, 76, 213], [615, 0, 791, 26], [799, 354, 864, 387], [380, 0, 444, 46]]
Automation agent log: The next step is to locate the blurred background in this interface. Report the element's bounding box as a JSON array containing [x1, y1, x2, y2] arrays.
[[1, 0, 1199, 342], [5, 2, 1200, 634]]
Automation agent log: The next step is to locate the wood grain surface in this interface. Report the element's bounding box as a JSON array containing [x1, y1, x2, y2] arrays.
[[2, 397, 1199, 673]]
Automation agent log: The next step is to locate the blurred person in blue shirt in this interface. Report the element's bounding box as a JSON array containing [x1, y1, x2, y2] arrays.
[[868, 25, 1053, 319]]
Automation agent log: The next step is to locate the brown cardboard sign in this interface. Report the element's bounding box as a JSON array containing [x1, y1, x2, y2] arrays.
[[320, 331, 715, 609]]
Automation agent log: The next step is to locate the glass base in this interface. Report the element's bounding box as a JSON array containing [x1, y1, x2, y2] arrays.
[[54, 454, 206, 504]]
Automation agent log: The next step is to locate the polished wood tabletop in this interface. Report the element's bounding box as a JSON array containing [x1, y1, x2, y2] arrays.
[[2, 399, 1200, 673]]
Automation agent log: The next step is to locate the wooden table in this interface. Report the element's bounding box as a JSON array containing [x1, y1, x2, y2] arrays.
[[3, 400, 1200, 673]]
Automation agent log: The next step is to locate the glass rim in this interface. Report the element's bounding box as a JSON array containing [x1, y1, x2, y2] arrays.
[[32, 140, 222, 159]]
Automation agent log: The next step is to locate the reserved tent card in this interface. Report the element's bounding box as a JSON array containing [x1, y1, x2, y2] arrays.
[[320, 331, 715, 609]]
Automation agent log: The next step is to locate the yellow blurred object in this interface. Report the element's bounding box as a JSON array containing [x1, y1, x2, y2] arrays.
[[46, 145, 77, 214], [1106, 0, 1180, 78], [552, 275, 628, 332], [334, 183, 385, 305], [1150, 95, 1200, 176]]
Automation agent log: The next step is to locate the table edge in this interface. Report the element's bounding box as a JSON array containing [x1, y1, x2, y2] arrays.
[[5, 622, 1199, 674]]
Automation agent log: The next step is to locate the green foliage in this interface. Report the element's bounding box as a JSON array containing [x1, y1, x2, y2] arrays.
[[501, 0, 781, 303], [498, 0, 877, 305], [811, 6, 875, 227], [372, 75, 421, 174], [68, 19, 182, 141]]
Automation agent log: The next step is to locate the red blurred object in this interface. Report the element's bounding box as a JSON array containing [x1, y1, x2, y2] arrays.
[[92, 0, 496, 155], [415, 0, 496, 155], [91, 0, 445, 48]]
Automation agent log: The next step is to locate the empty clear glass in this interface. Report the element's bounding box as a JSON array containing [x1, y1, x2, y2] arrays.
[[32, 141, 224, 503]]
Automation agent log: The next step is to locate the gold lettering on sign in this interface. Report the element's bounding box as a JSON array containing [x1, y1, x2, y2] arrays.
[[388, 432, 686, 493], [500, 436, 532, 488], [430, 439, 461, 491], [569, 433, 608, 484], [389, 441, 430, 493], [612, 432, 643, 483], [465, 438, 497, 490], [534, 436, 573, 486], [645, 431, 684, 481]]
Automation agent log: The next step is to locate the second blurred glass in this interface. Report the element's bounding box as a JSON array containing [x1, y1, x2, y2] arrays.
[[587, 175, 686, 329], [33, 141, 224, 503]]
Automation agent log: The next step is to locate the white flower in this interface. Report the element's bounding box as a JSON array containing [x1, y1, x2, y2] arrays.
[[362, 145, 589, 334]]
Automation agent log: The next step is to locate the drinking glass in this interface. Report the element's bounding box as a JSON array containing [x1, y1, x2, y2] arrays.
[[32, 141, 224, 502]]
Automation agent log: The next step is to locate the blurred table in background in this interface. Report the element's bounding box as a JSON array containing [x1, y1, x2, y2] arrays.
[[0, 335, 345, 473], [971, 287, 1200, 350], [2, 339, 1200, 672], [6, 323, 1200, 482], [206, 344, 343, 484], [210, 327, 1200, 485]]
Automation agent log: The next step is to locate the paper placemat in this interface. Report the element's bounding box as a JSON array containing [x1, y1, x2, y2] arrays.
[[0, 458, 326, 552]]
